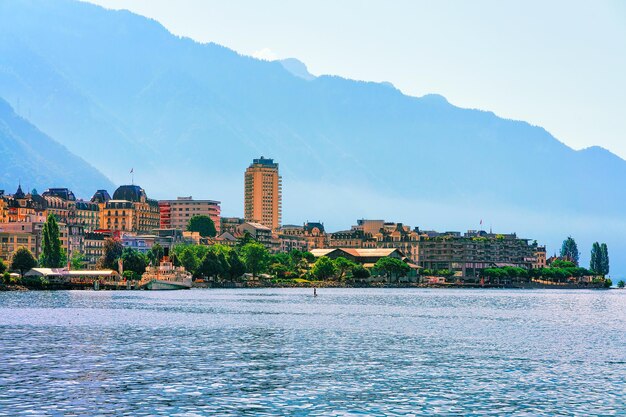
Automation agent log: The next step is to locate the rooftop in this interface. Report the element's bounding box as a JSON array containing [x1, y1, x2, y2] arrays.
[[112, 185, 147, 202], [249, 156, 278, 169]]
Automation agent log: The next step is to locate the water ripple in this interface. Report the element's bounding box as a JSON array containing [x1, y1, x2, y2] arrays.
[[0, 288, 624, 416]]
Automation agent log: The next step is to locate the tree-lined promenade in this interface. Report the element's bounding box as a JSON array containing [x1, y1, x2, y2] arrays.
[[0, 214, 621, 290]]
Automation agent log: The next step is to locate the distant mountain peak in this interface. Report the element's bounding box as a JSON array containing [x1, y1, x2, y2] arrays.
[[279, 58, 316, 81], [420, 93, 450, 104]]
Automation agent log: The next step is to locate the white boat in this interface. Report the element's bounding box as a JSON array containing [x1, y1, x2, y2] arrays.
[[139, 256, 192, 290]]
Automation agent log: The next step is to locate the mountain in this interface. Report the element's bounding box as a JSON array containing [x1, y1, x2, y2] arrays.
[[280, 58, 316, 81], [0, 97, 114, 198], [0, 0, 625, 274]]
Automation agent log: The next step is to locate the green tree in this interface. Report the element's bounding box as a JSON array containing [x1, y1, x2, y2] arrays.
[[269, 262, 290, 279], [617, 280, 625, 288], [302, 251, 315, 263], [600, 243, 609, 276], [560, 236, 579, 266], [551, 259, 576, 269], [69, 252, 85, 270], [312, 256, 337, 280], [0, 259, 6, 275], [590, 242, 601, 273], [39, 213, 64, 268], [177, 246, 200, 276], [11, 247, 37, 277], [147, 243, 165, 265], [120, 248, 148, 276], [198, 251, 224, 280], [352, 265, 371, 280], [374, 257, 410, 282], [240, 242, 270, 278], [227, 250, 246, 281], [96, 238, 123, 270], [333, 257, 357, 281], [187, 215, 217, 237], [604, 278, 613, 288]]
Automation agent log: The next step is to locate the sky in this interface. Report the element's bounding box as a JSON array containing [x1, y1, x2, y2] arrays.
[[85, 0, 626, 159]]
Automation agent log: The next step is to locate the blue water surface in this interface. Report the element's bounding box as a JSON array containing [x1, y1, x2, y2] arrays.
[[0, 288, 624, 416]]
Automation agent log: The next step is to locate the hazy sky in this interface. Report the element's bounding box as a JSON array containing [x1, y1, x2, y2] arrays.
[[86, 0, 626, 158]]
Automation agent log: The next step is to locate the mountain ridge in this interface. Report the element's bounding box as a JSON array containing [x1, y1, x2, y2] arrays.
[[0, 96, 115, 198], [1, 0, 625, 273]]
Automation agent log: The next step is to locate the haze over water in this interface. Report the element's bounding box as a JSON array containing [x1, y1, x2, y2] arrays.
[[0, 289, 624, 416]]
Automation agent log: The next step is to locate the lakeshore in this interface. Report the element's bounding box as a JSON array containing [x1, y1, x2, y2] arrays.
[[0, 279, 614, 291]]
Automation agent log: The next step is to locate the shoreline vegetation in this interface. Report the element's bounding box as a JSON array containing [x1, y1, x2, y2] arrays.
[[1, 215, 620, 292], [0, 278, 616, 292]]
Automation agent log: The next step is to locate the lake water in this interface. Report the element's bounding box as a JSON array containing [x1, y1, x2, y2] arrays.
[[0, 288, 624, 416]]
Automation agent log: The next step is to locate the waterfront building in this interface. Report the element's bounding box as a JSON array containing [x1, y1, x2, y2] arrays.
[[310, 247, 416, 270], [0, 191, 8, 223], [533, 246, 547, 269], [158, 196, 221, 234], [418, 230, 538, 281], [24, 268, 120, 286], [215, 231, 238, 247], [220, 217, 245, 235], [0, 221, 69, 261], [84, 231, 109, 269], [121, 233, 157, 254], [237, 221, 280, 252], [42, 188, 75, 224], [328, 229, 369, 248], [5, 185, 47, 223], [359, 221, 422, 263], [279, 222, 327, 249], [75, 200, 100, 232], [244, 157, 282, 230], [0, 230, 37, 263], [279, 234, 309, 253], [102, 185, 159, 233]]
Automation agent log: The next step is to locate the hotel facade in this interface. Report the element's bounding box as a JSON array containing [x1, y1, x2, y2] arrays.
[[244, 157, 282, 230]]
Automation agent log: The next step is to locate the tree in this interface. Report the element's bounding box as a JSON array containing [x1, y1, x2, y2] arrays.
[[551, 259, 576, 269], [40, 213, 63, 268], [11, 247, 37, 277], [198, 251, 224, 280], [177, 246, 200, 277], [269, 262, 290, 279], [312, 256, 337, 280], [333, 257, 357, 281], [302, 251, 315, 263], [617, 280, 625, 288], [560, 236, 579, 266], [240, 243, 270, 278], [0, 259, 6, 275], [590, 242, 601, 273], [120, 248, 148, 277], [374, 257, 410, 282], [352, 265, 371, 280], [147, 243, 165, 265], [96, 238, 123, 270], [69, 252, 85, 270], [600, 243, 609, 276], [227, 250, 246, 281], [187, 215, 217, 238]]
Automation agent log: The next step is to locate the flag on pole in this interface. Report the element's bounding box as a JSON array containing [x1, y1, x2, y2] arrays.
[[130, 168, 134, 173], [480, 219, 483, 225]]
